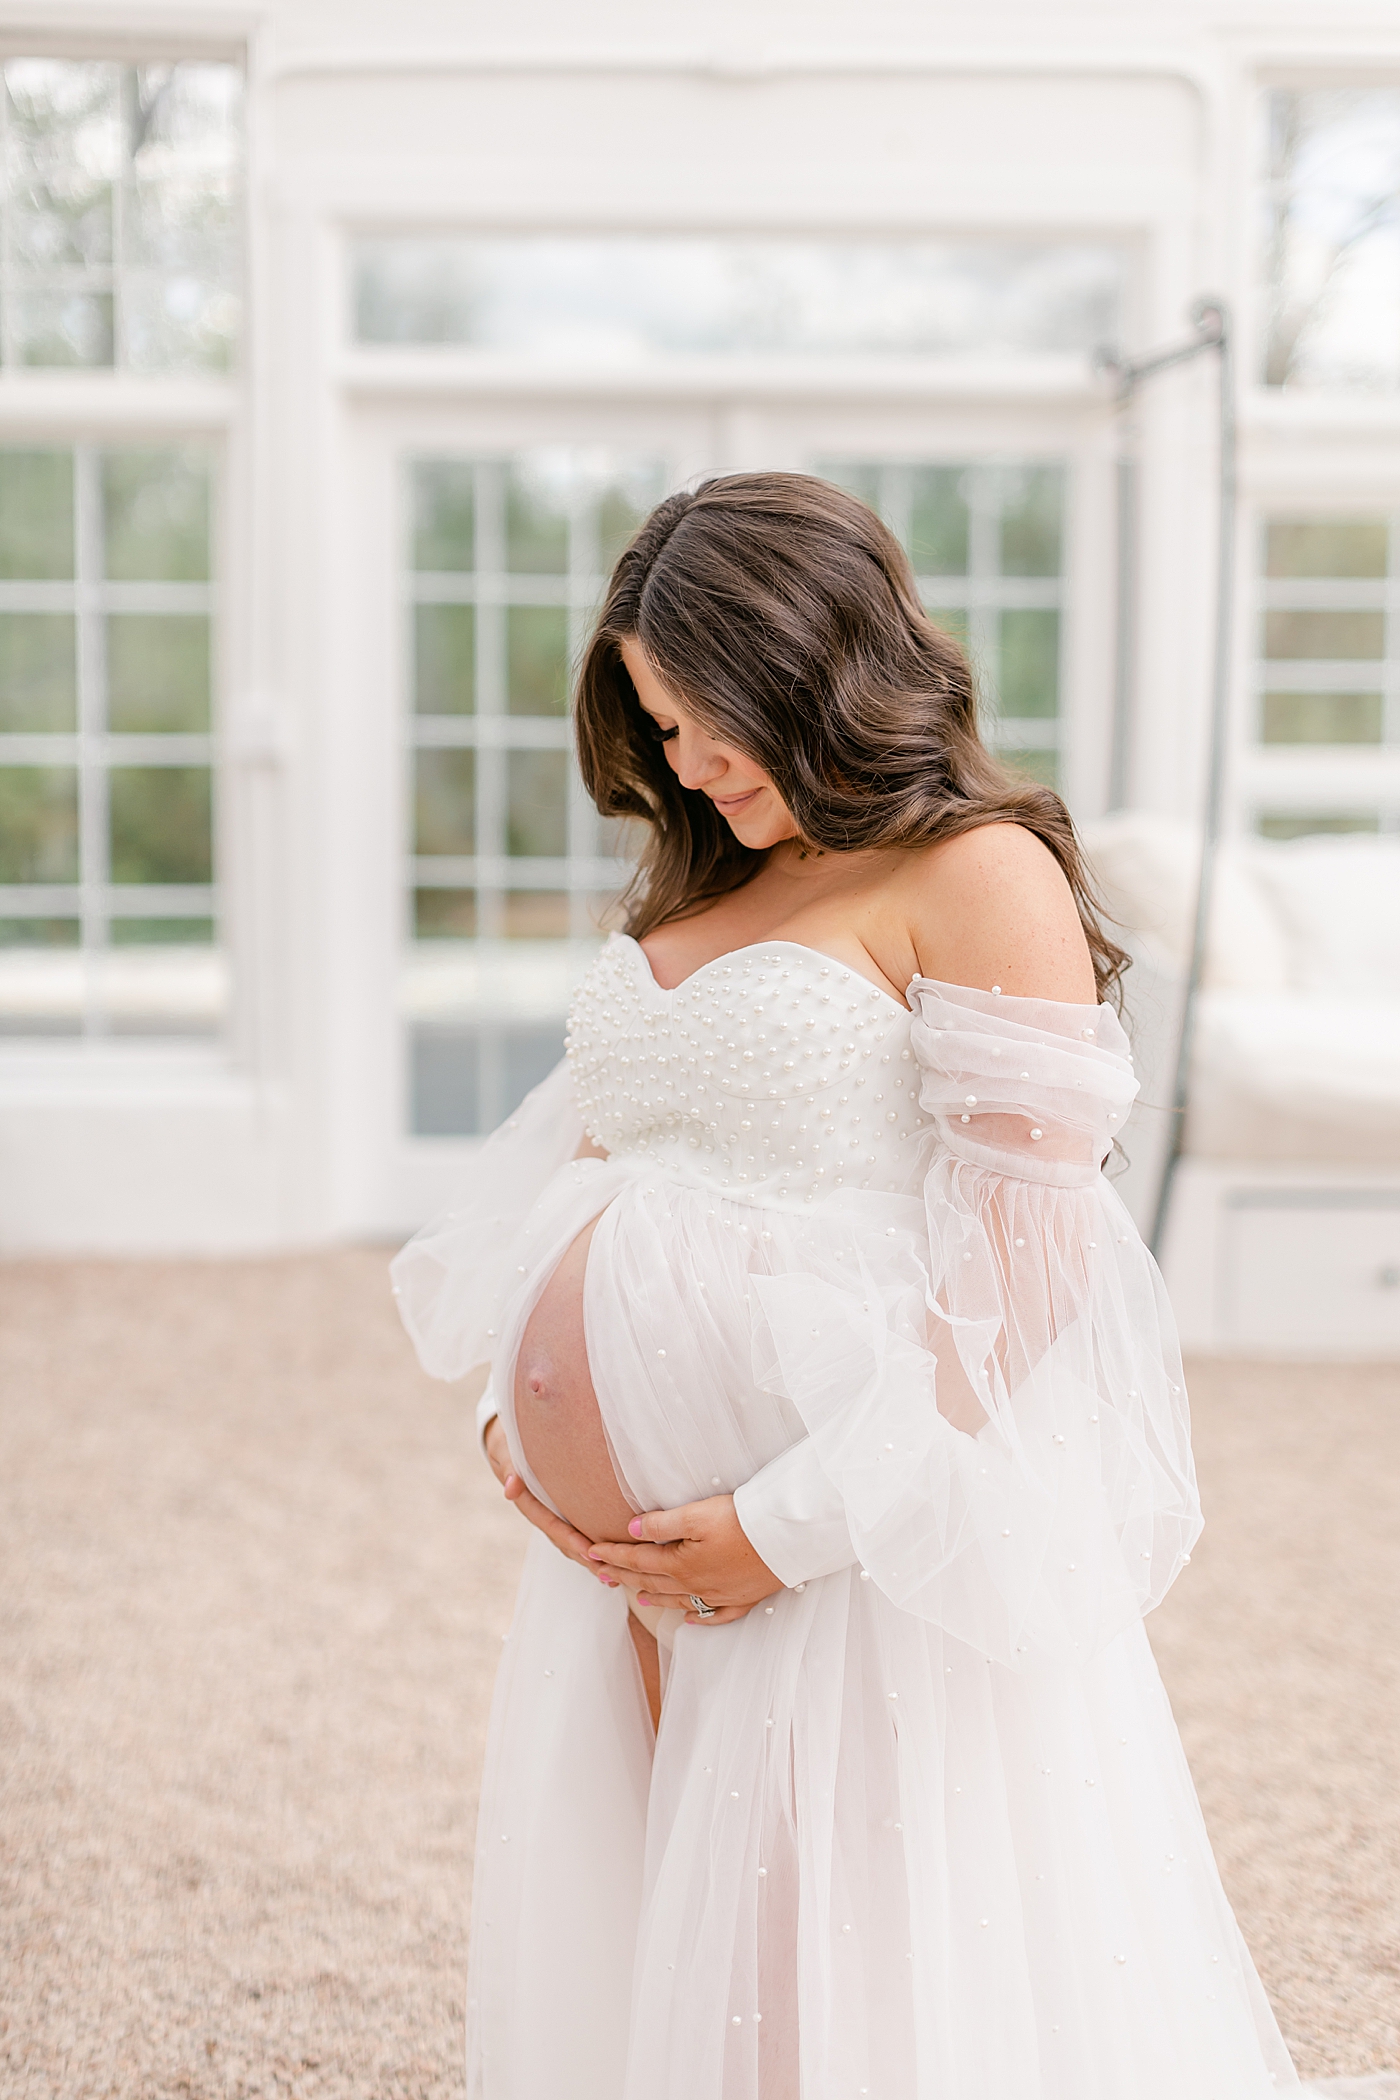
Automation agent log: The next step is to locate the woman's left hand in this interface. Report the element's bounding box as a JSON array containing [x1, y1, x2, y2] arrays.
[[586, 1496, 782, 1625]]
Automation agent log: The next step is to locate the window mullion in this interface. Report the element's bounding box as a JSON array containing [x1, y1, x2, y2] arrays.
[[966, 466, 1001, 735], [74, 444, 108, 1039], [566, 475, 596, 941], [474, 460, 505, 946], [1387, 511, 1400, 755]]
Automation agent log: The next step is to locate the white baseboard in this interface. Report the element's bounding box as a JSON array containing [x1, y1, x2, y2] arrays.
[[1159, 1159, 1400, 1357]]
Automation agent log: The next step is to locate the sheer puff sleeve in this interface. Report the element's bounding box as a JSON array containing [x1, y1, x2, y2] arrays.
[[390, 1057, 582, 1382], [753, 979, 1201, 1667]]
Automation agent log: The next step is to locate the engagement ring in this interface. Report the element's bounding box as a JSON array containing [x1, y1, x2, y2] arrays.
[[688, 1593, 717, 1618]]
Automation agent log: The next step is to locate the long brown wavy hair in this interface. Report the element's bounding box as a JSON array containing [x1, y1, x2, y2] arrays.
[[574, 472, 1127, 1003]]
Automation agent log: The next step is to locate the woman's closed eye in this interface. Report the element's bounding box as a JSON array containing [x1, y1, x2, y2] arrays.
[[650, 722, 679, 744]]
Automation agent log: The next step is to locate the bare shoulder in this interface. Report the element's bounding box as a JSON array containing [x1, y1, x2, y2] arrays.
[[897, 822, 1097, 1003]]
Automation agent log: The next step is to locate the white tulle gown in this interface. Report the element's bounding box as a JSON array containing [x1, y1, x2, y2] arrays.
[[394, 933, 1301, 2100]]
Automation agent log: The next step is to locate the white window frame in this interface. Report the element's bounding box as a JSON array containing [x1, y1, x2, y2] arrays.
[[338, 367, 1119, 1219], [0, 34, 252, 1075], [1237, 69, 1400, 840], [0, 439, 219, 1011]]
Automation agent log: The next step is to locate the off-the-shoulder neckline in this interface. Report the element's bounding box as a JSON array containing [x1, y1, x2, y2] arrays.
[[613, 932, 1105, 1017]]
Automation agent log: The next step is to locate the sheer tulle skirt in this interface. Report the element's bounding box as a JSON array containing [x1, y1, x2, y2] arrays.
[[464, 1159, 1298, 2099]]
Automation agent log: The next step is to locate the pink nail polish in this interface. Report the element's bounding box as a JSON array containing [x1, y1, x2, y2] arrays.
[[586, 1548, 602, 1560], [628, 1519, 642, 1538]]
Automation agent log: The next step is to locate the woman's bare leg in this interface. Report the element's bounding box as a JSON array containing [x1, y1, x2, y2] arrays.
[[627, 1616, 662, 1732]]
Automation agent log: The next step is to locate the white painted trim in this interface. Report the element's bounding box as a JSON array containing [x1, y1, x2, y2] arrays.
[[338, 350, 1106, 407], [265, 43, 1216, 81], [0, 374, 235, 431], [0, 16, 255, 61]]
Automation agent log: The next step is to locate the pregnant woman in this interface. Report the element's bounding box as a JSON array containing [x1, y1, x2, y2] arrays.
[[393, 474, 1300, 2099]]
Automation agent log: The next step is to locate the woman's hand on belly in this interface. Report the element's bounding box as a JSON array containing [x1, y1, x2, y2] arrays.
[[585, 1495, 782, 1626], [483, 1415, 623, 1592]]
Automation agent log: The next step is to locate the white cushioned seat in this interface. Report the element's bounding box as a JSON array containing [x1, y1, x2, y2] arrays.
[[1081, 814, 1400, 1169]]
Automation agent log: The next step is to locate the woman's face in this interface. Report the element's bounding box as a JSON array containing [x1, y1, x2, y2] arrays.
[[620, 637, 798, 850]]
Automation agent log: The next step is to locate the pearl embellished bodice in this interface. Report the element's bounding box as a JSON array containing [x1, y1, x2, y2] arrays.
[[565, 934, 932, 1203]]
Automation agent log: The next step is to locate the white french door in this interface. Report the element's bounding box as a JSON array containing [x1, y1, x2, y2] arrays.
[[333, 389, 1112, 1235]]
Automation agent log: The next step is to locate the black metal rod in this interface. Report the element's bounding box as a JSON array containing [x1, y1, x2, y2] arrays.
[[1148, 303, 1236, 1258], [1095, 298, 1235, 1261], [1108, 454, 1138, 811]]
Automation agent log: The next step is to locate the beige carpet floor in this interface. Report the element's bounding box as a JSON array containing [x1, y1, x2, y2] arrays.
[[0, 1251, 1397, 2097]]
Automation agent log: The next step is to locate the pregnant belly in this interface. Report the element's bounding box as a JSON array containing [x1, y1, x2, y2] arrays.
[[511, 1176, 814, 1540], [513, 1216, 637, 1544]]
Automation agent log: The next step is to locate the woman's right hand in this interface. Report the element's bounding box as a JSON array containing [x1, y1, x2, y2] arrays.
[[482, 1415, 622, 1591]]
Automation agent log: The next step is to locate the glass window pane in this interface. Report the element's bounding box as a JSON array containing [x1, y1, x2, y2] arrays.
[[506, 469, 569, 573], [123, 65, 241, 376], [414, 888, 476, 939], [997, 609, 1060, 716], [414, 605, 474, 715], [0, 917, 78, 946], [110, 916, 215, 944], [102, 448, 210, 580], [909, 468, 969, 575], [1263, 90, 1400, 391], [598, 479, 654, 570], [355, 235, 1123, 359], [109, 765, 212, 883], [923, 606, 970, 648], [1262, 691, 1383, 744], [6, 60, 118, 272], [414, 750, 475, 856], [413, 461, 475, 572], [999, 467, 1062, 577], [124, 276, 237, 376], [507, 750, 568, 856], [1265, 519, 1388, 577], [507, 606, 569, 715], [1257, 811, 1381, 839], [404, 450, 669, 1137], [411, 1022, 481, 1135], [409, 1018, 565, 1136], [503, 891, 571, 938], [0, 450, 73, 576], [107, 613, 210, 731], [816, 461, 883, 514], [0, 766, 78, 880], [1, 58, 241, 376], [14, 290, 113, 369], [1000, 748, 1060, 789], [1263, 609, 1384, 660], [0, 614, 76, 730]]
